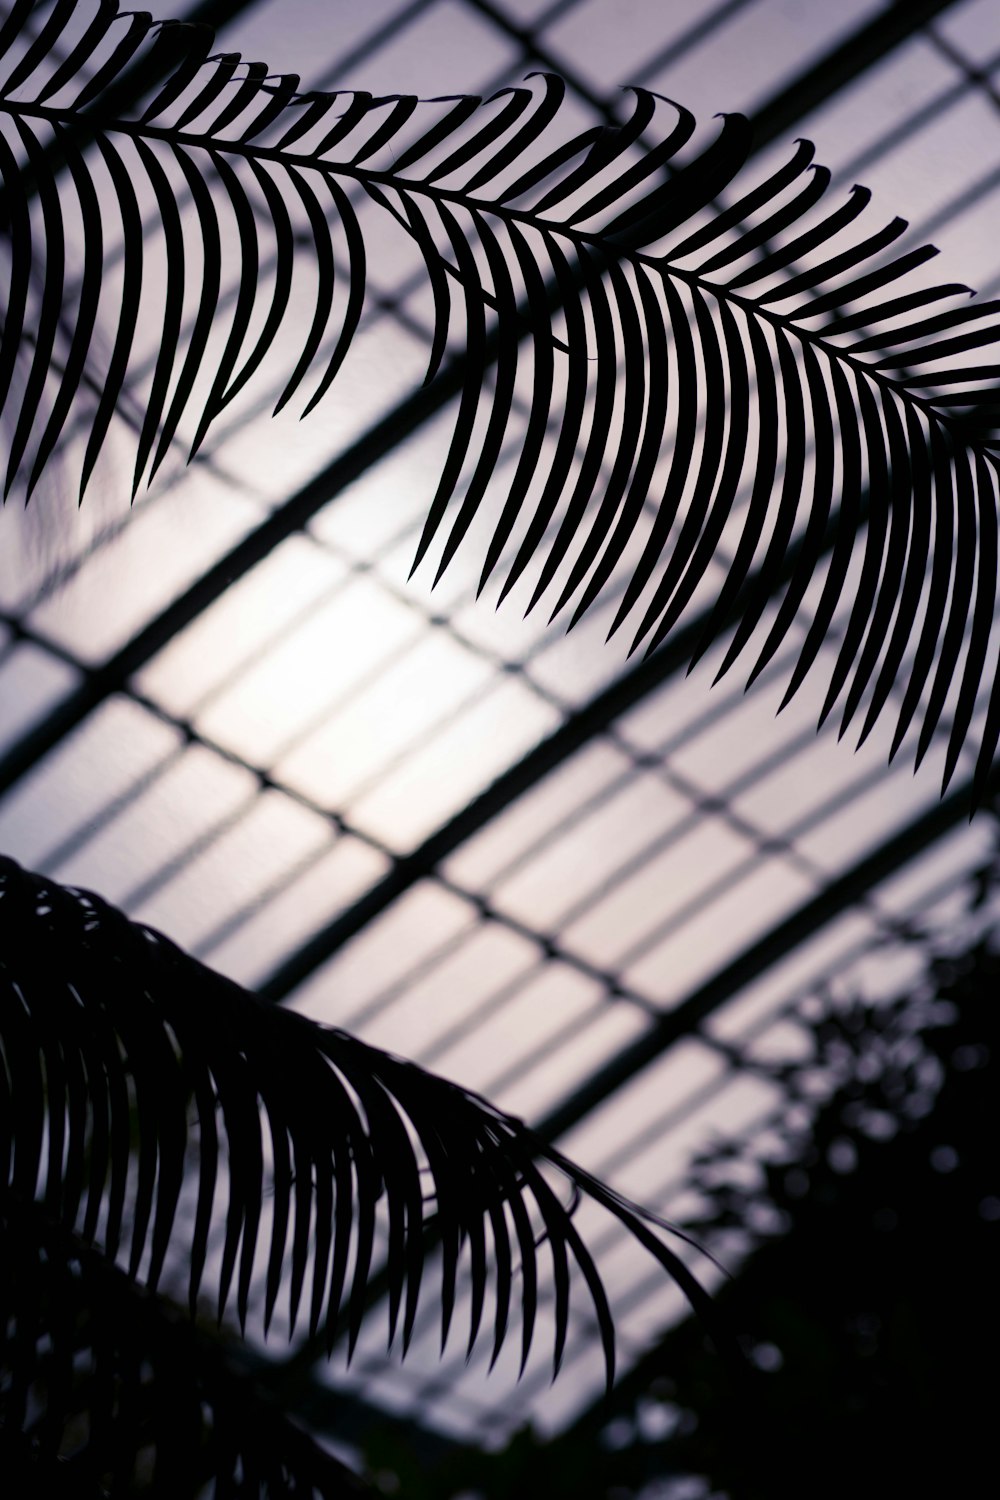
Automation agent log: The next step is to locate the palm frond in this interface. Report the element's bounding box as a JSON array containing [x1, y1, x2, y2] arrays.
[[2, 4, 1000, 795], [0, 854, 719, 1393], [1, 1203, 371, 1496]]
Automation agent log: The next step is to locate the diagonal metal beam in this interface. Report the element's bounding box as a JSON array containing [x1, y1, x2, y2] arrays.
[[0, 371, 457, 800], [256, 491, 862, 1002], [533, 759, 1000, 1146], [750, 0, 960, 151]]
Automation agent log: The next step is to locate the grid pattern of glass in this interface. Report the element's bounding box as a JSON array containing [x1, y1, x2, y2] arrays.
[[2, 0, 999, 1454]]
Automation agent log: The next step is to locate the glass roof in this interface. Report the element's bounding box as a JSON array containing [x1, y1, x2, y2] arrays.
[[2, 0, 1000, 1463]]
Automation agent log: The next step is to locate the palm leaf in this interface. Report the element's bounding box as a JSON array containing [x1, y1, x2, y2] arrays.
[[0, 853, 720, 1394], [2, 4, 1000, 798], [1, 1204, 371, 1496]]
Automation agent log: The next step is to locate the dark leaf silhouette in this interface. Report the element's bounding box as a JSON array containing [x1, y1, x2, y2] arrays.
[[1, 1204, 370, 1496], [1, 4, 1000, 797], [0, 855, 719, 1399]]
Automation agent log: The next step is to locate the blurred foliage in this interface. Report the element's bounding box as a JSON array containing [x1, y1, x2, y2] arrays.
[[613, 938, 1000, 1500], [362, 886, 999, 1498]]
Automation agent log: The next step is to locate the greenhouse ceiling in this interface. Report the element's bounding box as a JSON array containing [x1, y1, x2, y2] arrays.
[[1, 0, 999, 1466]]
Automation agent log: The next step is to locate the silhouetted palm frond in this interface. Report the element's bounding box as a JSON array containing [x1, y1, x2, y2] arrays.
[[2, 4, 1000, 796], [0, 855, 718, 1403], [2, 1204, 370, 1496]]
